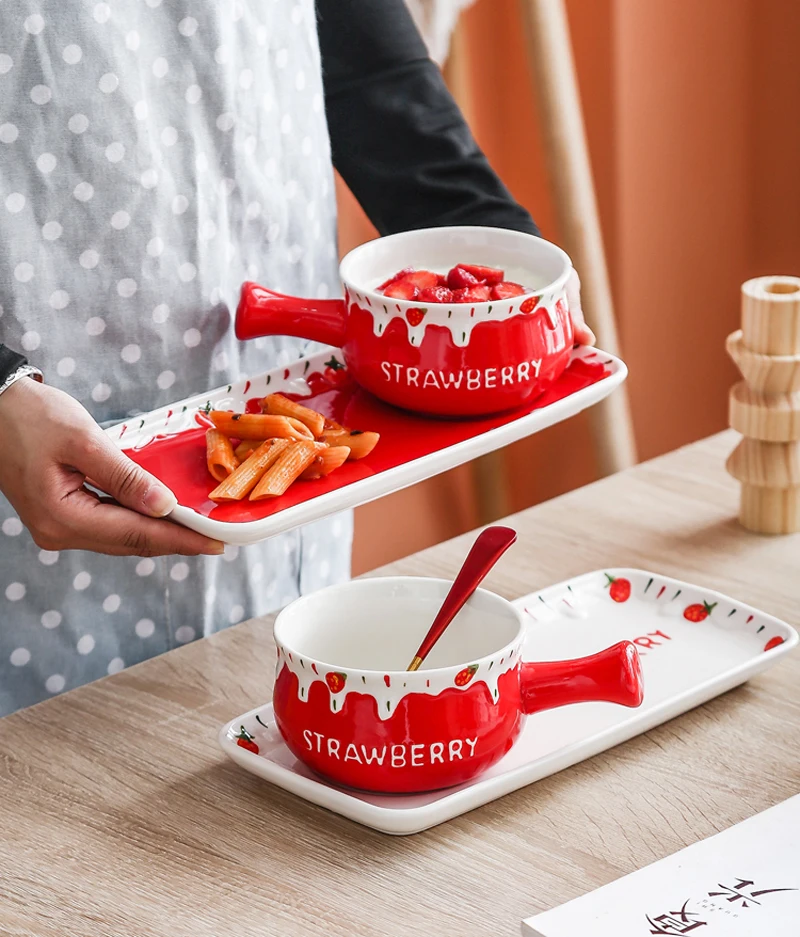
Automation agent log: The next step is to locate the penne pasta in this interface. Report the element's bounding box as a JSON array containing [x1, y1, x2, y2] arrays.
[[208, 438, 291, 501], [234, 440, 261, 462], [206, 429, 240, 483], [250, 441, 318, 500], [208, 411, 313, 441], [262, 393, 325, 438], [319, 429, 380, 461], [301, 446, 351, 480]]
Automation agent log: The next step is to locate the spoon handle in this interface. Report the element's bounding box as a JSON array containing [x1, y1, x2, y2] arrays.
[[407, 525, 517, 671]]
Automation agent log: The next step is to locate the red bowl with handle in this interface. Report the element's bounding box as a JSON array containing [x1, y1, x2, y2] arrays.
[[236, 226, 574, 417], [272, 577, 644, 793]]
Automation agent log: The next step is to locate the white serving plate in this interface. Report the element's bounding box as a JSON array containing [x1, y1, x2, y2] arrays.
[[218, 569, 797, 835], [107, 345, 626, 545]]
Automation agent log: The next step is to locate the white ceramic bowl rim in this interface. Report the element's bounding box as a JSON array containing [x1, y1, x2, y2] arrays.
[[338, 225, 572, 310], [273, 576, 525, 679]]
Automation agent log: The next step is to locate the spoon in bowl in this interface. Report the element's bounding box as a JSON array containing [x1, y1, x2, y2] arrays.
[[406, 525, 517, 671]]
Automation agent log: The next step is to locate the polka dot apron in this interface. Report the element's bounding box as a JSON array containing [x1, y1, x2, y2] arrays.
[[0, 0, 352, 714]]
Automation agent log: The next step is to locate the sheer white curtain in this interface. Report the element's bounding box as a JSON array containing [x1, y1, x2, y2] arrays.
[[404, 0, 476, 65]]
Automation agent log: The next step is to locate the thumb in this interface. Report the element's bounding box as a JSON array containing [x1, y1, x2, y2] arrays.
[[76, 436, 178, 518]]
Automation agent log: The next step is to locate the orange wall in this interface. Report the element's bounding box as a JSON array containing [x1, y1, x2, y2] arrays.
[[348, 0, 800, 574]]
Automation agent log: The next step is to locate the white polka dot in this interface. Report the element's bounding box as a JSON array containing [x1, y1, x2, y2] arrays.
[[245, 201, 262, 220], [256, 25, 267, 45], [93, 2, 111, 23], [45, 674, 66, 694], [2, 517, 22, 536], [68, 113, 89, 134], [280, 114, 292, 135], [287, 244, 303, 264], [91, 383, 111, 402], [49, 290, 70, 310], [133, 100, 148, 121], [98, 72, 119, 94], [145, 0, 162, 8], [276, 48, 289, 68], [205, 585, 217, 606], [301, 136, 312, 157], [136, 558, 156, 577], [222, 544, 239, 563], [262, 91, 273, 112], [5, 193, 25, 213], [246, 263, 259, 279], [185, 83, 202, 104], [41, 610, 62, 629], [0, 122, 18, 143], [239, 68, 253, 89], [140, 168, 158, 189], [214, 45, 229, 64], [251, 562, 264, 582], [175, 625, 195, 643], [219, 177, 235, 196], [152, 304, 170, 324], [135, 618, 155, 638], [121, 343, 141, 363], [0, 54, 12, 75], [77, 635, 95, 655], [73, 181, 94, 202], [105, 141, 125, 163], [102, 594, 121, 613], [213, 351, 229, 371], [216, 113, 234, 132], [6, 582, 25, 601], [125, 30, 140, 51], [312, 93, 323, 113], [152, 57, 169, 79], [30, 84, 52, 105], [110, 210, 130, 230], [156, 370, 175, 390], [266, 222, 280, 242], [62, 43, 82, 65], [38, 549, 59, 565], [85, 317, 106, 336], [36, 152, 57, 174], [178, 16, 198, 36], [200, 219, 217, 240], [80, 249, 99, 269], [24, 14, 45, 34], [14, 263, 34, 282], [161, 126, 177, 147], [178, 262, 197, 282], [171, 195, 189, 215], [183, 328, 201, 348], [295, 70, 306, 91], [10, 648, 31, 667], [228, 605, 245, 624], [56, 356, 75, 376], [117, 278, 137, 298], [146, 236, 164, 257], [107, 658, 125, 675]]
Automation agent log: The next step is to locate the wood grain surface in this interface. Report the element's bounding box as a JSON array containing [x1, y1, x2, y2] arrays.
[[1, 431, 798, 937]]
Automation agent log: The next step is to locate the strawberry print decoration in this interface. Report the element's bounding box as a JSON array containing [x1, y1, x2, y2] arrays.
[[683, 601, 717, 622], [520, 296, 538, 314], [325, 672, 347, 693], [235, 725, 259, 755], [605, 573, 631, 603], [405, 307, 427, 327], [323, 356, 348, 387], [454, 664, 478, 687]]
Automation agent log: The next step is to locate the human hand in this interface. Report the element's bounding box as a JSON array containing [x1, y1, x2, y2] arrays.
[[567, 267, 596, 346], [0, 378, 224, 556]]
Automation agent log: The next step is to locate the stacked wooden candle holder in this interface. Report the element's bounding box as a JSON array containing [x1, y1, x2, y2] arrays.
[[726, 276, 800, 534]]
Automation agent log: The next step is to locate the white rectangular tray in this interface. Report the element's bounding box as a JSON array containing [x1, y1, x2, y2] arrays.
[[218, 569, 797, 835]]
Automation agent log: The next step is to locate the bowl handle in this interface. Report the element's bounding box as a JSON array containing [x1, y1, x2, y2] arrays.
[[235, 281, 348, 347], [519, 641, 643, 715]]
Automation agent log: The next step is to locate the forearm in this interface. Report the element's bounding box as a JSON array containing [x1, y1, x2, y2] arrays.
[[317, 0, 539, 237]]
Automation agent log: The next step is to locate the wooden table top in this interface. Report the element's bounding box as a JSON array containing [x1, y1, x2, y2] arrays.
[[2, 430, 798, 937]]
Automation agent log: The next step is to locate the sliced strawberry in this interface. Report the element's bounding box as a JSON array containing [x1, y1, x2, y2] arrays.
[[450, 288, 467, 303], [459, 264, 504, 285], [418, 285, 454, 304], [491, 281, 526, 301], [401, 269, 440, 290], [446, 265, 481, 290], [436, 273, 448, 287], [461, 284, 491, 303], [378, 267, 414, 291], [382, 279, 419, 300]]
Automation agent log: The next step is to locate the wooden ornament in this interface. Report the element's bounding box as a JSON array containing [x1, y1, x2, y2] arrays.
[[727, 276, 800, 533]]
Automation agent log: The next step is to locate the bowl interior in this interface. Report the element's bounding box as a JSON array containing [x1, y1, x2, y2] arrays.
[[274, 577, 522, 673], [340, 226, 570, 300]]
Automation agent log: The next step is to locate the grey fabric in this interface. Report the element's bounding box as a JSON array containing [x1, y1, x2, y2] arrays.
[[0, 0, 352, 715]]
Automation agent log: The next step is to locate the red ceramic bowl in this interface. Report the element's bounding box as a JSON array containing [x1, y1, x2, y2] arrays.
[[236, 226, 575, 417], [272, 577, 644, 793]]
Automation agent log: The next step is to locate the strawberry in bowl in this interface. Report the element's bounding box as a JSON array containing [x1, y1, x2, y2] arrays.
[[236, 226, 578, 418]]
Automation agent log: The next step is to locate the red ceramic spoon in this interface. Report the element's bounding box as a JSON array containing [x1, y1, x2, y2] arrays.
[[406, 525, 518, 671]]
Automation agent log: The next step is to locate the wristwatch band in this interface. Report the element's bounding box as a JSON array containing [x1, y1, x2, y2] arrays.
[[0, 364, 43, 399], [0, 344, 29, 385]]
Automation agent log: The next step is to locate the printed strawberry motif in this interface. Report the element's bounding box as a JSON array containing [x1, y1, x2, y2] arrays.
[[235, 725, 258, 755], [325, 671, 347, 693], [323, 356, 348, 387], [405, 307, 427, 327], [764, 636, 785, 652], [605, 573, 631, 603], [520, 295, 539, 314], [683, 601, 717, 622], [454, 664, 478, 687]]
